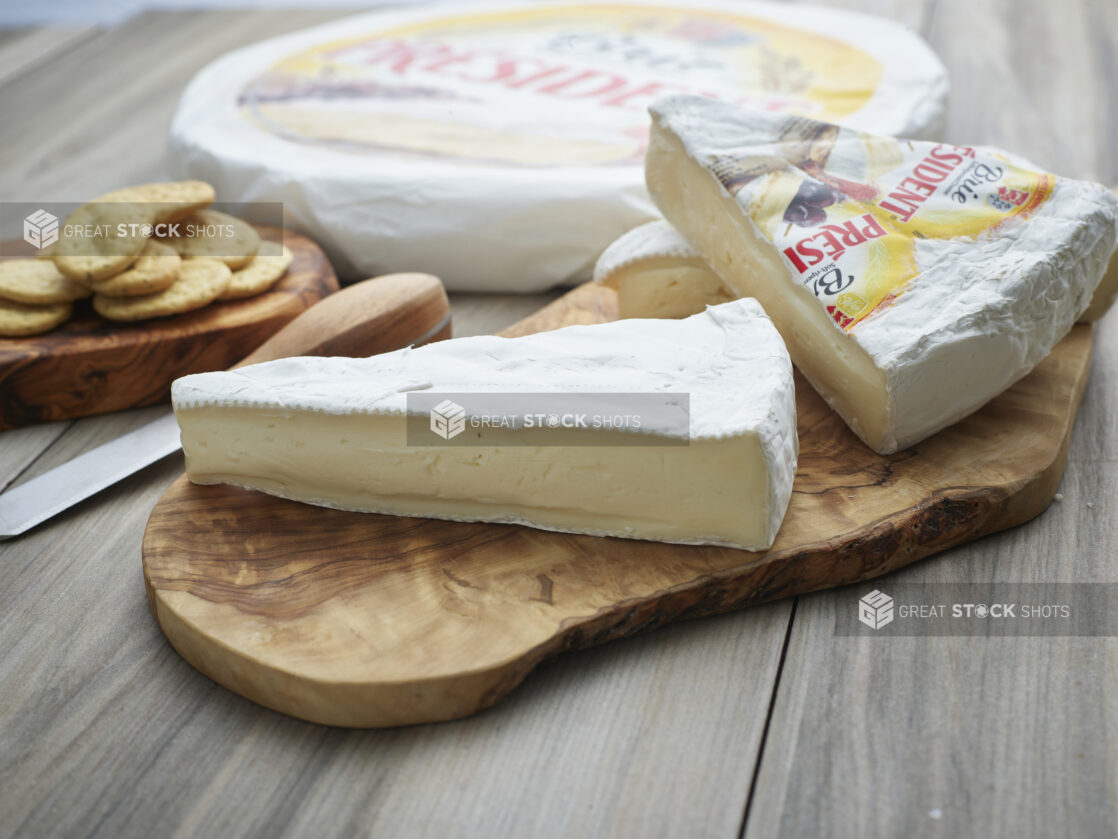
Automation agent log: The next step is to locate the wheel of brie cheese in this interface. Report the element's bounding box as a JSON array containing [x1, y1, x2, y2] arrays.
[[170, 0, 948, 291]]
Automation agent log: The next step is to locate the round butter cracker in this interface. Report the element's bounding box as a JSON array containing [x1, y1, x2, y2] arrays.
[[53, 200, 154, 282], [0, 298, 72, 337], [218, 245, 293, 299], [163, 209, 260, 269], [101, 180, 216, 224], [93, 257, 231, 321], [90, 240, 181, 297], [0, 259, 91, 304]]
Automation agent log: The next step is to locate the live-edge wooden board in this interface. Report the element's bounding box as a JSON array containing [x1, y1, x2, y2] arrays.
[[0, 224, 337, 429], [143, 282, 1094, 727]]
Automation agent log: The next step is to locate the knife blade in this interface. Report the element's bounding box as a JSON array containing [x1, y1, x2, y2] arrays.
[[0, 273, 451, 540]]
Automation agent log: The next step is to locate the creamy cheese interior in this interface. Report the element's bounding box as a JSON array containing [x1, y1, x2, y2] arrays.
[[613, 260, 735, 319], [178, 407, 778, 550], [645, 125, 891, 450]]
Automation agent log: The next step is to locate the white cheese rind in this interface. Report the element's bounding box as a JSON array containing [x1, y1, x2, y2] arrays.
[[172, 299, 798, 549], [863, 191, 1113, 447], [594, 221, 702, 282], [170, 0, 948, 292], [646, 94, 1118, 453]]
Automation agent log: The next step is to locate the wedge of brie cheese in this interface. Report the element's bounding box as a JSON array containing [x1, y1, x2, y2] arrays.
[[646, 95, 1118, 454], [172, 299, 798, 550], [594, 221, 735, 319]]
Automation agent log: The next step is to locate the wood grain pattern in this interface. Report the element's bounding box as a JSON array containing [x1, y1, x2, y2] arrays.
[[0, 27, 97, 88], [0, 225, 337, 429], [142, 282, 1094, 727], [232, 272, 451, 369]]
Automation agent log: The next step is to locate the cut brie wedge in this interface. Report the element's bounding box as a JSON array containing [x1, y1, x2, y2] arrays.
[[646, 95, 1118, 454], [172, 299, 798, 550], [594, 220, 735, 319]]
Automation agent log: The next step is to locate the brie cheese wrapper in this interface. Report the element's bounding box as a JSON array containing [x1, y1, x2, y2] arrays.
[[172, 299, 798, 550], [646, 94, 1118, 454]]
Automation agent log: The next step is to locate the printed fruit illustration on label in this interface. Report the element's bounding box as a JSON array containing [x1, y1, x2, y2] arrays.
[[710, 115, 1055, 330], [238, 4, 881, 166]]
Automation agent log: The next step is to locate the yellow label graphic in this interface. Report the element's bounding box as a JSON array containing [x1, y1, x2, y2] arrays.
[[239, 5, 881, 166], [713, 119, 1055, 330]]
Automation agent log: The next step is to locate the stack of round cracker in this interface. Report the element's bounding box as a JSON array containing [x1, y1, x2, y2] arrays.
[[0, 180, 293, 337], [0, 260, 90, 337]]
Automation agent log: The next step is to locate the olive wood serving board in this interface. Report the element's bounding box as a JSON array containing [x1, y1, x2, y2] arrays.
[[0, 224, 337, 429], [143, 282, 1094, 728]]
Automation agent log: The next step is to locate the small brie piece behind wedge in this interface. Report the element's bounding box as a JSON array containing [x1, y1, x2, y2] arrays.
[[594, 220, 737, 319], [172, 298, 798, 550]]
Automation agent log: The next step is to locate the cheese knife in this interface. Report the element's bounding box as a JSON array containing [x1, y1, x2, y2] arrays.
[[0, 273, 451, 540]]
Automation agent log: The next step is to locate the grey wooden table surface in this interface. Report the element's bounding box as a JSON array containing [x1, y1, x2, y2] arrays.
[[1, 3, 1116, 838]]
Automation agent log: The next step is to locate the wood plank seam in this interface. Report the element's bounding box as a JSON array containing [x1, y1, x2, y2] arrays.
[[738, 598, 799, 839], [0, 421, 73, 493]]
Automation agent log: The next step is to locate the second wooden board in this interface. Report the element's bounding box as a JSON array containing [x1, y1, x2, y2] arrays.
[[143, 283, 1094, 727], [0, 225, 337, 429]]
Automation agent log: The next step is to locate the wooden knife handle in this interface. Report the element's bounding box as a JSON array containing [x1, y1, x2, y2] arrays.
[[233, 273, 451, 369]]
